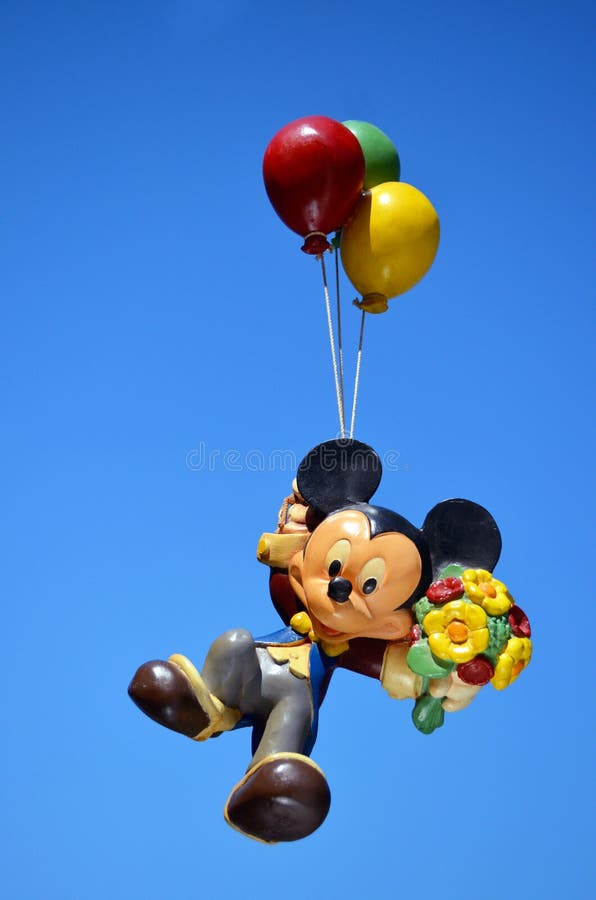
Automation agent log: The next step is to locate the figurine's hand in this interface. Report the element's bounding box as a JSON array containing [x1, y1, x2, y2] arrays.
[[277, 479, 311, 535], [282, 500, 309, 534], [381, 642, 423, 700], [428, 671, 482, 712]]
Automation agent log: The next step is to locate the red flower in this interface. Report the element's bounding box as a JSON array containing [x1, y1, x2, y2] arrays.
[[409, 623, 422, 643], [426, 577, 465, 604], [457, 656, 494, 685], [509, 605, 531, 638]]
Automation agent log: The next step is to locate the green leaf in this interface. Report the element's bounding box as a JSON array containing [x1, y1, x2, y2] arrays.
[[412, 694, 445, 734], [414, 595, 433, 626], [407, 639, 455, 677], [438, 564, 466, 579], [485, 614, 511, 664]]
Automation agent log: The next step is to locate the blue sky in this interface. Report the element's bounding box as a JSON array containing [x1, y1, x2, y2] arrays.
[[1, 1, 594, 898]]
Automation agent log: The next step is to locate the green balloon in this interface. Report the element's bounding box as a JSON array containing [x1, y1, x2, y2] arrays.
[[342, 120, 401, 189]]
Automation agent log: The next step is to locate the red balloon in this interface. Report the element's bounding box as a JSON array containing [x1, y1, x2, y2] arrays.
[[263, 116, 365, 254]]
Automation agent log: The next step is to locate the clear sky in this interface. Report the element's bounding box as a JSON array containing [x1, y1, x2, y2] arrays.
[[1, 1, 594, 898]]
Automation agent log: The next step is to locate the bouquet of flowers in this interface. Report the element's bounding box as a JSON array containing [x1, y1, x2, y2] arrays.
[[407, 566, 532, 733]]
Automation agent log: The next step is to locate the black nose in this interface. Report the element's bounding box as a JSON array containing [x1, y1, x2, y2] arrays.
[[327, 577, 352, 603]]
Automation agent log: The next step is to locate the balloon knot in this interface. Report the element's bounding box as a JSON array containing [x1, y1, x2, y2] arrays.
[[353, 293, 388, 314], [301, 232, 330, 255]]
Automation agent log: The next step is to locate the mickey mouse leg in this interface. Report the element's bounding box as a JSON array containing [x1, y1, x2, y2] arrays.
[[130, 634, 331, 842], [201, 629, 263, 712], [128, 629, 259, 741], [224, 650, 331, 844]]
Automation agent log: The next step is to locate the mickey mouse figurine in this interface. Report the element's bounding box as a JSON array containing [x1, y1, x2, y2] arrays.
[[129, 439, 531, 844]]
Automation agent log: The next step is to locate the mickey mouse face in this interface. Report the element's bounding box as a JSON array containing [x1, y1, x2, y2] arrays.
[[288, 509, 418, 645], [288, 438, 503, 647]]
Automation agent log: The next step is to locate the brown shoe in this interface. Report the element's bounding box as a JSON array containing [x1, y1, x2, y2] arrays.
[[224, 753, 331, 843], [129, 655, 242, 740], [128, 659, 210, 737]]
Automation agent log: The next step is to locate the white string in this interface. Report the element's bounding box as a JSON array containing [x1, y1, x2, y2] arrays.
[[349, 310, 366, 439], [334, 246, 345, 428], [320, 254, 345, 438]]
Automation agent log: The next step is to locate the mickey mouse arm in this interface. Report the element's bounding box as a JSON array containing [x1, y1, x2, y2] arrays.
[[256, 481, 313, 569], [257, 532, 309, 568], [334, 638, 388, 680], [335, 638, 422, 698]]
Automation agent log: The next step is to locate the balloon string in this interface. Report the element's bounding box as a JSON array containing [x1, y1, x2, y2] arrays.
[[349, 310, 366, 439], [320, 254, 345, 438], [334, 245, 345, 429]]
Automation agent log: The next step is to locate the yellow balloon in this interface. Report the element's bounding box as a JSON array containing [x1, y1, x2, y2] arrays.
[[340, 182, 440, 313]]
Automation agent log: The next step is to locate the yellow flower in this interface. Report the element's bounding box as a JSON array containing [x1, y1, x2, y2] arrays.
[[491, 637, 532, 690], [462, 568, 513, 616], [423, 600, 489, 663]]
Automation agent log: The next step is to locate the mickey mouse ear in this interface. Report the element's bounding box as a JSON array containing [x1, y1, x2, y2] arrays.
[[422, 499, 502, 576], [296, 439, 382, 515]]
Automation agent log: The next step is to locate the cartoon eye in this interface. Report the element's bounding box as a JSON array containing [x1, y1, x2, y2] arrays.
[[357, 558, 386, 596], [324, 540, 350, 577]]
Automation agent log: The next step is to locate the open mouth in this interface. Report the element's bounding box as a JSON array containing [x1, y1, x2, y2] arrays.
[[308, 612, 349, 641], [317, 623, 343, 637]]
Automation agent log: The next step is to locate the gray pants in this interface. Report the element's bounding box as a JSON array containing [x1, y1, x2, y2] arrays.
[[201, 629, 314, 767]]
